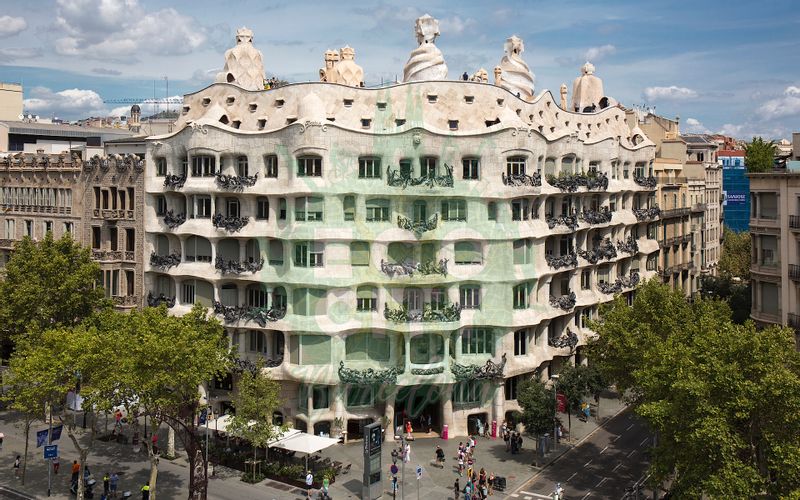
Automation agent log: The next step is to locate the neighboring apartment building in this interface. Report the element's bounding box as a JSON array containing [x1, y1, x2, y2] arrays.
[[720, 150, 749, 232], [0, 83, 23, 122], [748, 161, 800, 335], [682, 134, 722, 275], [143, 23, 658, 438]]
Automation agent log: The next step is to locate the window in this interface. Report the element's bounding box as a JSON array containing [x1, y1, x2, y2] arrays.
[[454, 380, 482, 404], [581, 270, 591, 290], [63, 222, 73, 235], [513, 239, 533, 265], [156, 195, 167, 216], [350, 241, 370, 266], [623, 162, 630, 179], [514, 330, 527, 356], [598, 266, 610, 285], [345, 332, 389, 361], [295, 197, 324, 222], [268, 239, 284, 265], [487, 202, 497, 221], [43, 220, 53, 235], [182, 281, 195, 304], [342, 195, 356, 221], [388, 242, 413, 264], [511, 198, 530, 220], [4, 219, 14, 239], [462, 328, 493, 355], [225, 198, 240, 218], [92, 226, 101, 249], [185, 236, 212, 263], [313, 386, 330, 409], [441, 199, 467, 221], [460, 285, 481, 309], [412, 200, 427, 222], [155, 158, 167, 176], [125, 228, 134, 252], [760, 235, 778, 266], [297, 156, 322, 177], [400, 159, 413, 177], [249, 331, 267, 353], [294, 241, 324, 267], [264, 155, 278, 178], [359, 157, 381, 179], [247, 285, 268, 308], [191, 155, 215, 176], [356, 286, 377, 312], [505, 375, 521, 401], [256, 197, 269, 219], [347, 386, 374, 408], [24, 220, 33, 238], [410, 334, 444, 364], [578, 308, 593, 329], [761, 282, 779, 315], [236, 156, 248, 176], [279, 198, 286, 220], [513, 282, 530, 309], [366, 199, 390, 222], [421, 157, 437, 177], [462, 158, 480, 180], [507, 156, 526, 176], [193, 195, 211, 218], [455, 241, 481, 265], [448, 120, 459, 130], [404, 288, 423, 312], [292, 289, 326, 316], [760, 193, 777, 219], [361, 118, 371, 128]]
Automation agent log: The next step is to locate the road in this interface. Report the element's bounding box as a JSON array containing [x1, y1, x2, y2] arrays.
[[509, 409, 651, 500]]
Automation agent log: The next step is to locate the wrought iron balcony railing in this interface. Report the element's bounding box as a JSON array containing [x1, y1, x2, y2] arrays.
[[549, 292, 576, 311], [163, 210, 186, 228], [546, 214, 578, 231], [789, 215, 800, 229], [661, 207, 690, 219], [501, 171, 541, 187], [579, 207, 613, 225], [386, 164, 454, 189], [633, 206, 661, 221], [546, 172, 608, 192], [163, 173, 186, 189], [548, 329, 579, 349], [789, 264, 800, 281], [212, 301, 286, 326], [578, 238, 617, 264], [212, 213, 249, 232], [150, 251, 182, 270], [598, 272, 641, 294], [215, 172, 258, 190], [451, 354, 507, 381], [146, 292, 175, 308], [397, 214, 438, 234], [383, 302, 461, 322], [380, 258, 448, 278], [215, 256, 264, 274], [545, 252, 578, 269], [633, 175, 657, 189], [616, 236, 639, 254], [338, 361, 401, 385]]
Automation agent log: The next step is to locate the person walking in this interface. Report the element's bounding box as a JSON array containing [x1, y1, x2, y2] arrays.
[[141, 481, 150, 500], [305, 470, 314, 498], [110, 472, 119, 499], [13, 455, 20, 478], [403, 442, 411, 463], [52, 456, 60, 474], [103, 472, 110, 497], [71, 460, 80, 486], [487, 472, 494, 496], [457, 450, 464, 476]]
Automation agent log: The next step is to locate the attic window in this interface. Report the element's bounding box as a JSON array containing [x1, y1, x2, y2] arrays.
[[550, 127, 555, 133], [516, 109, 521, 116], [257, 119, 266, 130], [448, 120, 459, 130], [538, 125, 544, 132], [231, 120, 241, 129], [361, 118, 371, 128], [275, 99, 284, 108], [249, 103, 258, 112], [376, 102, 387, 110], [395, 119, 406, 126], [219, 115, 230, 125], [286, 117, 297, 124], [427, 94, 438, 103], [182, 106, 190, 115], [485, 118, 501, 127], [201, 97, 211, 106], [546, 101, 552, 107], [496, 98, 504, 106], [565, 121, 570, 127], [464, 96, 474, 104], [226, 96, 235, 105], [343, 99, 354, 107], [538, 110, 544, 118]]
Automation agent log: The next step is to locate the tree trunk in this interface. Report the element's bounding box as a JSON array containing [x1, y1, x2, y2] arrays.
[[21, 420, 30, 485], [567, 410, 572, 443], [167, 426, 175, 458], [148, 452, 159, 500]]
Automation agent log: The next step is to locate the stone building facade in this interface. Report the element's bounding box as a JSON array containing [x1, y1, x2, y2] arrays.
[[143, 20, 659, 438]]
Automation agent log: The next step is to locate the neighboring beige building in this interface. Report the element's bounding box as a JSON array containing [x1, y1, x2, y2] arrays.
[[0, 83, 23, 122], [682, 134, 722, 275], [749, 162, 800, 338]]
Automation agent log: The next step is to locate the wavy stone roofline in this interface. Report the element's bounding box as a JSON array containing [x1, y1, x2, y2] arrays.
[[157, 80, 653, 151]]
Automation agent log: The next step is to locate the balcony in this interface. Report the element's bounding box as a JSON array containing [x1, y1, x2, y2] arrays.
[[546, 172, 608, 192], [150, 251, 181, 270], [215, 256, 265, 274], [690, 203, 707, 213], [0, 238, 15, 248], [215, 172, 258, 190], [212, 213, 249, 232], [578, 238, 617, 264], [93, 209, 133, 220], [162, 210, 186, 228], [387, 165, 454, 189], [661, 207, 690, 219], [546, 214, 578, 231], [545, 252, 578, 270], [163, 173, 186, 189], [383, 302, 461, 322], [789, 216, 800, 230], [92, 250, 135, 262], [212, 301, 286, 326], [112, 295, 139, 308], [502, 171, 542, 187], [147, 292, 175, 308], [578, 207, 613, 225], [338, 361, 401, 385], [616, 236, 639, 254], [790, 264, 800, 281], [549, 292, 576, 311], [598, 272, 640, 294], [657, 175, 687, 186], [397, 214, 438, 234], [633, 206, 661, 222], [380, 258, 448, 278], [548, 329, 579, 349], [633, 175, 657, 189]]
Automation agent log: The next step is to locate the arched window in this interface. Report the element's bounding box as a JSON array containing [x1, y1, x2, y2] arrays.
[[220, 283, 238, 306], [185, 236, 212, 262], [236, 156, 248, 176], [454, 241, 482, 265]]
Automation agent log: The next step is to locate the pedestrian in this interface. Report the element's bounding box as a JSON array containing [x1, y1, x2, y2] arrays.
[[464, 478, 473, 500], [305, 470, 313, 498], [71, 460, 80, 484], [405, 420, 413, 438], [110, 472, 119, 498], [427, 413, 432, 433], [503, 430, 510, 452], [457, 451, 464, 476], [13, 455, 20, 478], [476, 419, 484, 439], [554, 482, 564, 500], [151, 433, 158, 454], [454, 478, 460, 499], [141, 481, 150, 500], [0, 433, 4, 451], [52, 456, 60, 474], [403, 442, 411, 463], [462, 72, 469, 81], [104, 472, 110, 496], [466, 464, 473, 481], [488, 472, 494, 496]]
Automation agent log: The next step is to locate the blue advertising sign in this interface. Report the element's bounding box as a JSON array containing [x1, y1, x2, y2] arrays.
[[50, 425, 63, 442], [36, 429, 49, 448]]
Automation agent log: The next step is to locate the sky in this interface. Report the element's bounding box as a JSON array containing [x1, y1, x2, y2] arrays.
[[0, 0, 798, 140]]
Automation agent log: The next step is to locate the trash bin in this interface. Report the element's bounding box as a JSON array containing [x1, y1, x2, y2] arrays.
[[491, 420, 497, 438], [442, 424, 449, 440]]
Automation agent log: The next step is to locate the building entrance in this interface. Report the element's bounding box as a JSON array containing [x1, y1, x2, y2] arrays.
[[394, 385, 442, 435]]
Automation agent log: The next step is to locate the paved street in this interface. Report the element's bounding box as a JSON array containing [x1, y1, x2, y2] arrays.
[[510, 409, 652, 500]]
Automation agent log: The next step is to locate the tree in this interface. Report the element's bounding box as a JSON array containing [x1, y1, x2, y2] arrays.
[[226, 359, 283, 480], [700, 275, 751, 324], [516, 379, 555, 440], [0, 233, 107, 350], [745, 136, 776, 173], [587, 279, 800, 497], [718, 228, 751, 280], [555, 365, 606, 437]]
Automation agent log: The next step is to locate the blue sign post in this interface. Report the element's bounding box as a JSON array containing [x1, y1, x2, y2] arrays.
[[43, 444, 57, 459]]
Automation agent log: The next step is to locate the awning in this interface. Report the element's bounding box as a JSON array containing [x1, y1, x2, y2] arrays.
[[202, 415, 300, 443], [268, 432, 340, 454]]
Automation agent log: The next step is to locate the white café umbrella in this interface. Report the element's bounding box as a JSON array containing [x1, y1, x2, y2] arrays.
[[268, 432, 340, 474]]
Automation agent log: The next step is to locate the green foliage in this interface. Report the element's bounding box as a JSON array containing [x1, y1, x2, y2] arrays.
[[227, 358, 282, 448], [745, 136, 776, 173], [241, 471, 266, 484], [718, 228, 751, 280], [588, 278, 800, 497], [557, 364, 606, 412], [516, 378, 555, 437], [700, 275, 751, 324], [0, 233, 108, 347]]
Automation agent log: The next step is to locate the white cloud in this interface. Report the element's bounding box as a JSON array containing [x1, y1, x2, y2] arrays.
[[584, 44, 616, 62], [109, 94, 184, 120], [716, 122, 788, 141], [91, 67, 122, 76], [53, 0, 208, 60], [0, 16, 27, 38], [683, 117, 710, 134], [757, 85, 800, 120], [440, 16, 477, 36], [643, 85, 698, 101], [23, 87, 108, 117], [0, 47, 43, 62]]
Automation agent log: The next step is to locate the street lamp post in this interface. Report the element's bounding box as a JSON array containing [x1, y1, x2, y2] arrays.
[[551, 374, 560, 450]]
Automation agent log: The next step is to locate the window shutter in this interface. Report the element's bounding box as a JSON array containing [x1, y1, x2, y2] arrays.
[[293, 288, 308, 315], [351, 242, 370, 266], [357, 286, 375, 299]]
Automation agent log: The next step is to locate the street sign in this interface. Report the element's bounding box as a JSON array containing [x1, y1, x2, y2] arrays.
[[416, 465, 422, 480], [43, 444, 57, 459]]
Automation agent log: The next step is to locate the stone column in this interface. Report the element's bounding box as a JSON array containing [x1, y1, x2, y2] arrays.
[[333, 385, 346, 441], [384, 391, 396, 441], [441, 383, 454, 436], [404, 333, 411, 373], [239, 239, 247, 262], [492, 380, 505, 427]]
